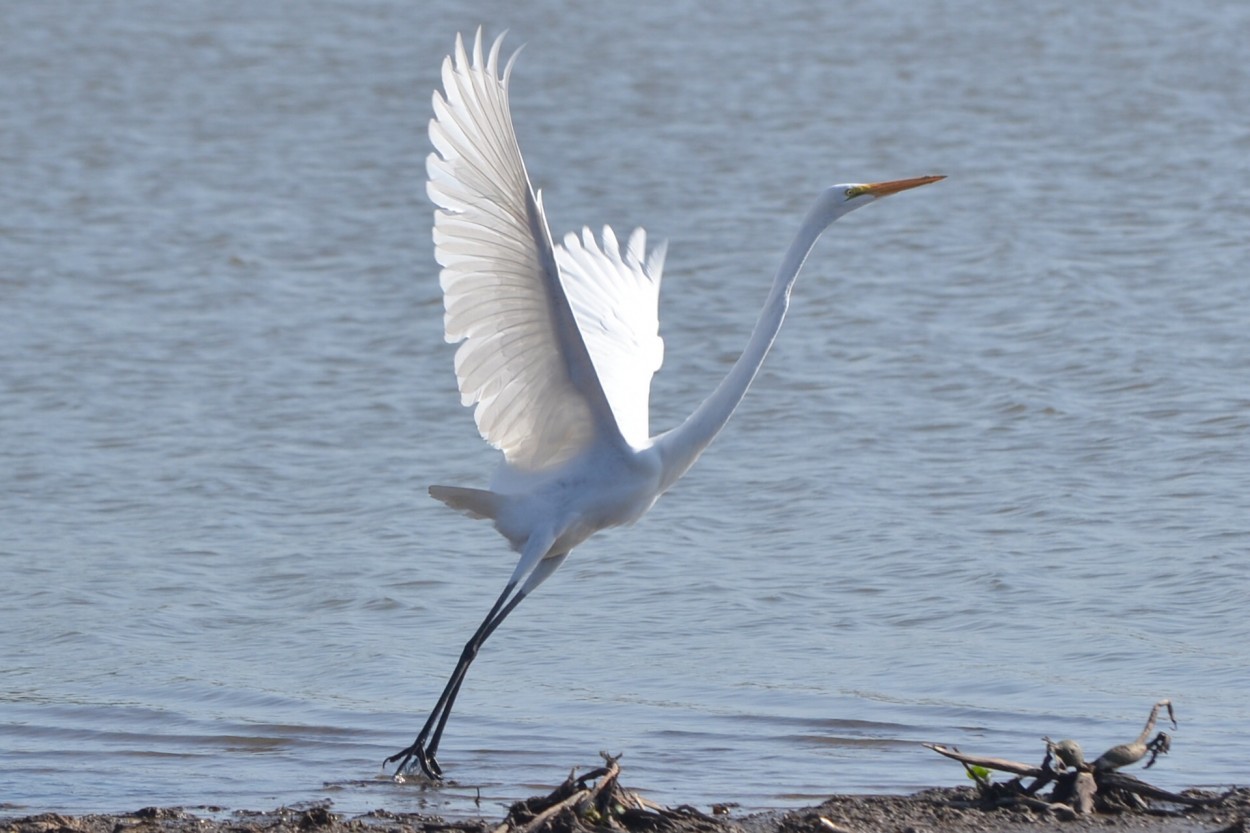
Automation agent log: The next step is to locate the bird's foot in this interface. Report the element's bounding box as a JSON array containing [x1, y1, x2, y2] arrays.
[[385, 739, 443, 781]]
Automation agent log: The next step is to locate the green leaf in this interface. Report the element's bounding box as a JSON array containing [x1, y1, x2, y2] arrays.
[[965, 764, 992, 783]]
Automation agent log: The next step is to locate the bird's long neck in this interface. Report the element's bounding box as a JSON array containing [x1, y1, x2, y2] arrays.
[[653, 195, 838, 492]]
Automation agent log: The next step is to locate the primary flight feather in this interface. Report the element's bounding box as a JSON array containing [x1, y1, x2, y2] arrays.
[[429, 32, 664, 470]]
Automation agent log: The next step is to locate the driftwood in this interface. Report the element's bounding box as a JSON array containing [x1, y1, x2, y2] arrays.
[[925, 700, 1236, 817], [492, 753, 722, 833]]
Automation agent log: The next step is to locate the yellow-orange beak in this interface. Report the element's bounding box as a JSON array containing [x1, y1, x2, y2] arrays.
[[851, 175, 945, 199]]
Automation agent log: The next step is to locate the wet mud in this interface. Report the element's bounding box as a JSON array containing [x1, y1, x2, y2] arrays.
[[4, 781, 1246, 833]]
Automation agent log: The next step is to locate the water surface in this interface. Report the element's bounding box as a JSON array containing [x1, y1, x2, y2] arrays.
[[2, 0, 1248, 818]]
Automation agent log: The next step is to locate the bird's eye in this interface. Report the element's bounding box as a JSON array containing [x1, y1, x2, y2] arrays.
[[844, 186, 864, 199]]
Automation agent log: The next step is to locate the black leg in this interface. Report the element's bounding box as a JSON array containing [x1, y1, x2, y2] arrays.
[[424, 589, 529, 763], [386, 580, 531, 779]]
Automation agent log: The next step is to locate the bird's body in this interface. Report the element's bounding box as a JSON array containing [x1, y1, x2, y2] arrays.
[[387, 29, 943, 780], [443, 441, 664, 558]]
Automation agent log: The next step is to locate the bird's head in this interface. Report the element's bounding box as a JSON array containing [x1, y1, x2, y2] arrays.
[[822, 174, 946, 221]]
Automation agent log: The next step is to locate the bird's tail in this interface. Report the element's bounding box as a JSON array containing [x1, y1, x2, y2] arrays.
[[429, 485, 502, 521]]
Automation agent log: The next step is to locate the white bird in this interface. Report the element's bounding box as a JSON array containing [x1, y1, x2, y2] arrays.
[[387, 29, 944, 780]]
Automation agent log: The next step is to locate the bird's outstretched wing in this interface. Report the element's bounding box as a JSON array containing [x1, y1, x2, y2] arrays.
[[429, 30, 665, 470], [555, 226, 666, 450]]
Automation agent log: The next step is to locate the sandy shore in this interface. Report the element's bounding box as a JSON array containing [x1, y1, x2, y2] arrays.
[[3, 784, 1246, 833]]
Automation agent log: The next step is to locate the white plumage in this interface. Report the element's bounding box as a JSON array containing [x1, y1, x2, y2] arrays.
[[388, 28, 943, 781], [429, 32, 666, 470]]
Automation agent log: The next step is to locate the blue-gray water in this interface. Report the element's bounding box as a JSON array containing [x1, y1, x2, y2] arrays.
[[3, 0, 1248, 819]]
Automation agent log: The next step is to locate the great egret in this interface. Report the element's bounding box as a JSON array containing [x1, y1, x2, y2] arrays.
[[387, 29, 943, 780]]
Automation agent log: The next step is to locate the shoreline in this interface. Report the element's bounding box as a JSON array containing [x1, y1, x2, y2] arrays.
[[4, 784, 1246, 833]]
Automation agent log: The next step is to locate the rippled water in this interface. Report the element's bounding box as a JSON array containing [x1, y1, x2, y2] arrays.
[[3, 0, 1249, 819]]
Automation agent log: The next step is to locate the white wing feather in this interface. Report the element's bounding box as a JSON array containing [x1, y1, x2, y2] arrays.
[[555, 226, 666, 449], [429, 30, 666, 469]]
